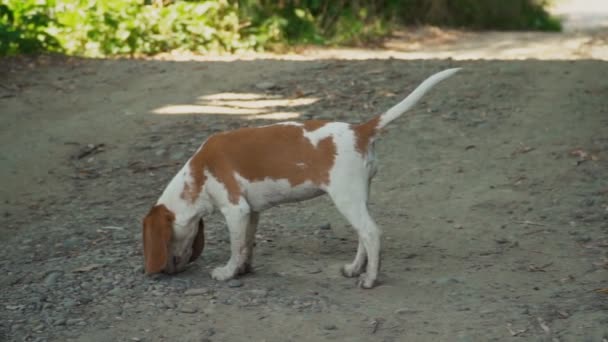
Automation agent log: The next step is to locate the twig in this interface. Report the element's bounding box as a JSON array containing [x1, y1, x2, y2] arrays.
[[514, 220, 546, 227], [99, 226, 125, 230], [522, 228, 547, 235], [537, 317, 550, 334], [128, 161, 180, 172]]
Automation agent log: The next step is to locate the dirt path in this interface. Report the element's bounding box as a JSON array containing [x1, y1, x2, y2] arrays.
[[1, 8, 607, 342]]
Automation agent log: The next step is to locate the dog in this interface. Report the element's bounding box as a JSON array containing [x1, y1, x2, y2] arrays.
[[142, 68, 460, 288]]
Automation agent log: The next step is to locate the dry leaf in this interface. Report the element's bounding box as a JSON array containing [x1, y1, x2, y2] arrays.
[[506, 323, 527, 336], [512, 144, 535, 156], [537, 317, 550, 334], [73, 263, 103, 273], [594, 288, 608, 294]]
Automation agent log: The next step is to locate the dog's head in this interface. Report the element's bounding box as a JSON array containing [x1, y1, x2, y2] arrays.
[[142, 204, 205, 275]]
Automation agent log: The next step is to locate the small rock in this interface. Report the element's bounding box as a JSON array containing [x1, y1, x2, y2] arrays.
[[255, 81, 277, 90], [162, 298, 177, 309], [184, 288, 209, 296], [394, 307, 420, 315], [179, 305, 198, 314], [63, 298, 77, 308], [319, 223, 331, 230], [66, 318, 84, 326], [170, 151, 185, 161], [434, 277, 463, 285], [43, 271, 64, 287], [133, 265, 145, 274], [108, 287, 125, 296], [53, 318, 67, 326], [63, 237, 82, 249], [155, 149, 166, 157], [323, 324, 338, 330], [227, 279, 243, 288], [250, 289, 268, 298]]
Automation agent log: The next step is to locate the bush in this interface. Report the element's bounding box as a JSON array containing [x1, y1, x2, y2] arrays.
[[0, 1, 61, 55], [0, 0, 561, 56], [399, 0, 561, 31]]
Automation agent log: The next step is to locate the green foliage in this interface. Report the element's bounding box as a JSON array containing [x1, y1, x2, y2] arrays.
[[50, 0, 249, 56], [0, 0, 61, 55], [0, 0, 561, 56], [399, 0, 561, 31]]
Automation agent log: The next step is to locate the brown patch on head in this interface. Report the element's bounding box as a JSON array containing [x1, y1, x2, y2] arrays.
[[354, 116, 381, 155], [183, 121, 336, 204], [142, 204, 174, 274], [189, 219, 205, 262]]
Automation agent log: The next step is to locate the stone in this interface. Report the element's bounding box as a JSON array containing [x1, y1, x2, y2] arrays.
[[395, 307, 420, 315], [184, 288, 209, 296], [179, 305, 198, 314], [255, 82, 277, 90], [43, 271, 64, 287], [319, 223, 331, 230], [227, 279, 243, 288]]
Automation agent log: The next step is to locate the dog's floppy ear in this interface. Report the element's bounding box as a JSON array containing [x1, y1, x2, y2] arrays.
[[189, 218, 205, 262], [142, 205, 174, 274]]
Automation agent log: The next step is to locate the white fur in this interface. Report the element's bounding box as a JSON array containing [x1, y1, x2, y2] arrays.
[[154, 68, 460, 288], [378, 68, 461, 128]]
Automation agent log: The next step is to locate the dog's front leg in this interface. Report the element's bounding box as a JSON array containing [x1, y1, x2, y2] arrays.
[[211, 203, 251, 281]]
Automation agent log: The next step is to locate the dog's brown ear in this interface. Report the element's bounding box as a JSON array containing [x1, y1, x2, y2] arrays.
[[142, 205, 174, 274], [189, 218, 205, 262]]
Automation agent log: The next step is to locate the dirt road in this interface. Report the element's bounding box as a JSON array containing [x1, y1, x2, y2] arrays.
[[1, 8, 607, 342]]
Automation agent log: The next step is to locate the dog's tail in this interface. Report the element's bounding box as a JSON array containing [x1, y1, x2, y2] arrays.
[[354, 68, 460, 153], [377, 67, 461, 129]]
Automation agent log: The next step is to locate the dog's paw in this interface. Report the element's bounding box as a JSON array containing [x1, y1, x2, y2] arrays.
[[238, 262, 253, 275], [340, 264, 363, 278], [211, 266, 236, 281], [357, 273, 376, 289]]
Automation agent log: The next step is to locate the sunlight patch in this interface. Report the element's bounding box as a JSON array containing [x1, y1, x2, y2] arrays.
[[152, 92, 319, 120]]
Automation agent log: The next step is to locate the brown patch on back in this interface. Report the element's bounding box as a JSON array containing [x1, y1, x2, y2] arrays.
[[354, 116, 381, 155], [142, 204, 174, 274], [184, 121, 336, 204], [302, 120, 328, 131]]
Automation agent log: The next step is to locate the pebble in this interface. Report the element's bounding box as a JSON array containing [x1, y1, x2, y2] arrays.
[[184, 288, 209, 296], [319, 223, 331, 230], [394, 307, 420, 315], [323, 324, 338, 330], [434, 277, 464, 285], [227, 279, 243, 288], [179, 305, 198, 314], [53, 318, 67, 326], [66, 318, 84, 326], [162, 298, 177, 309], [63, 298, 77, 308], [170, 151, 185, 161], [255, 81, 277, 90], [250, 289, 269, 298], [43, 271, 64, 287], [108, 287, 125, 296]]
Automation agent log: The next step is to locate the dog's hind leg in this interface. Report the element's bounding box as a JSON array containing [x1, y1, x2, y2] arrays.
[[328, 183, 381, 289]]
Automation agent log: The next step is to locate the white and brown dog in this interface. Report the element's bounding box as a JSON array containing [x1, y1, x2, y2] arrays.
[[142, 68, 460, 288]]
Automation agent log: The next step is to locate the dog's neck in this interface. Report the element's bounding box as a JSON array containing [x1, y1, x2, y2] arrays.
[[156, 160, 213, 227]]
